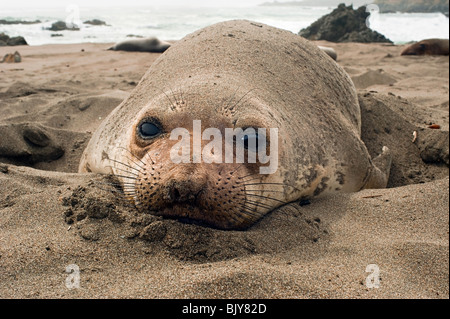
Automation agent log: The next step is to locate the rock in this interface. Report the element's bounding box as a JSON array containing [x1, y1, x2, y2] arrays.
[[299, 4, 392, 43], [417, 130, 449, 166], [0, 33, 9, 42], [0, 19, 41, 25], [6, 36, 27, 46], [48, 21, 80, 31], [0, 33, 28, 46], [84, 19, 107, 26]]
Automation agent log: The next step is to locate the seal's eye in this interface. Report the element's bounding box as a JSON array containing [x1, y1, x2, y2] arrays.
[[138, 121, 161, 139], [241, 133, 259, 152]]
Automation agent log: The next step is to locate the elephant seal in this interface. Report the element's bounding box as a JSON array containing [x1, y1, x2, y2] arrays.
[[80, 20, 392, 230], [108, 37, 171, 53], [401, 38, 449, 56], [318, 46, 338, 61], [0, 51, 21, 63]]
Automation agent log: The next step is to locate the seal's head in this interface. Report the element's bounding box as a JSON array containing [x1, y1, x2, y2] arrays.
[[401, 39, 450, 56], [113, 85, 284, 230]]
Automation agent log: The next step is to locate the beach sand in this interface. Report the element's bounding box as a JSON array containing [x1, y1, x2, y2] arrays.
[[0, 41, 448, 298]]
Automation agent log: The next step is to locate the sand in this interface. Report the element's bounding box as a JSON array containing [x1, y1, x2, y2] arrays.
[[0, 40, 448, 299]]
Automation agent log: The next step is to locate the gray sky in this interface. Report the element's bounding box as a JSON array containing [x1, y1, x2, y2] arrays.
[[5, 0, 368, 8], [9, 0, 266, 7]]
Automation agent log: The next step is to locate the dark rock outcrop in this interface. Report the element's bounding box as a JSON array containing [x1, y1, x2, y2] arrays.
[[0, 19, 41, 25], [48, 21, 80, 31], [299, 4, 392, 43], [0, 33, 28, 46], [84, 19, 107, 26]]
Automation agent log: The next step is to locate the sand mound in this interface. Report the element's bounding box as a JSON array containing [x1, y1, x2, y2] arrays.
[[0, 87, 129, 173], [359, 92, 449, 187], [60, 176, 326, 263], [351, 69, 397, 89]]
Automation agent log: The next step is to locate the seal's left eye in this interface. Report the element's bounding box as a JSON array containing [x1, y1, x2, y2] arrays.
[[241, 133, 259, 152], [139, 122, 161, 139]]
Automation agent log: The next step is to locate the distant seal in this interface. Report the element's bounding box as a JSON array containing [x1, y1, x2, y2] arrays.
[[108, 37, 171, 53], [80, 20, 392, 230], [401, 38, 449, 56], [318, 46, 338, 61], [0, 51, 21, 63]]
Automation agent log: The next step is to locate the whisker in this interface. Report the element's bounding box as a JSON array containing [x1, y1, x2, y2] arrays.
[[90, 181, 132, 196], [243, 199, 273, 210], [118, 155, 145, 171], [179, 85, 184, 104], [106, 165, 139, 177], [244, 206, 284, 221], [112, 174, 138, 181], [228, 163, 245, 176], [238, 212, 260, 223], [242, 183, 301, 192], [239, 205, 286, 223], [245, 189, 285, 194], [222, 87, 240, 112], [240, 204, 285, 222], [169, 86, 179, 105], [144, 152, 155, 165], [229, 88, 260, 112], [107, 158, 142, 174], [239, 206, 261, 218], [116, 146, 146, 167], [238, 173, 261, 180], [90, 188, 137, 208], [235, 192, 286, 204], [237, 176, 263, 184], [245, 193, 287, 205], [158, 87, 178, 111]]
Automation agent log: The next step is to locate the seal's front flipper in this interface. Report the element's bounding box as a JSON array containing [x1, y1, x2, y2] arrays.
[[363, 146, 392, 189]]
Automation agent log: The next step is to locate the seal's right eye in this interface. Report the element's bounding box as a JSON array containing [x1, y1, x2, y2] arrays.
[[138, 121, 161, 139]]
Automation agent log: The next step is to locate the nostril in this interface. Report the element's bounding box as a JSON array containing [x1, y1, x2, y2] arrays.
[[166, 178, 205, 204], [170, 185, 199, 203], [173, 188, 181, 201]]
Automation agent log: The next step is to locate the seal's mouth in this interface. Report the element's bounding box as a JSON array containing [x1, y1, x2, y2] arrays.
[[149, 201, 254, 230], [160, 203, 203, 218], [154, 204, 223, 228]]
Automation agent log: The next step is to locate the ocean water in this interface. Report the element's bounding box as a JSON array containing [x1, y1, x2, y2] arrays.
[[0, 5, 449, 45]]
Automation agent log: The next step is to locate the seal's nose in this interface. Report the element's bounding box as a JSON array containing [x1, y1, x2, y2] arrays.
[[170, 181, 197, 203], [165, 175, 206, 204]]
